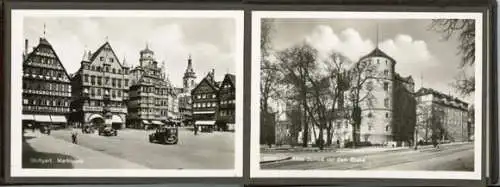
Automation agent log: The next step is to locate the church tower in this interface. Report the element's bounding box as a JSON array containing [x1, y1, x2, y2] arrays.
[[183, 54, 197, 92]]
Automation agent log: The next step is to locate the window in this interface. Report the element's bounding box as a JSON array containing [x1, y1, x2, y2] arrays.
[[105, 77, 110, 85], [368, 125, 373, 131], [23, 83, 26, 89], [384, 82, 389, 91], [125, 79, 128, 87], [105, 66, 109, 72], [386, 113, 389, 118], [384, 98, 389, 108], [90, 88, 95, 96], [109, 58, 114, 63], [117, 79, 122, 87], [97, 66, 101, 72], [368, 113, 373, 118], [112, 78, 116, 87], [91, 76, 96, 85], [23, 99, 28, 105], [112, 68, 116, 74], [384, 70, 389, 76], [84, 75, 89, 82], [97, 88, 101, 96], [97, 77, 102, 85], [100, 57, 104, 61], [385, 125, 389, 132], [212, 94, 216, 98]]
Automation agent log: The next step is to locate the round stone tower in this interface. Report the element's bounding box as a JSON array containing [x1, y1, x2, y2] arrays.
[[358, 47, 396, 145]]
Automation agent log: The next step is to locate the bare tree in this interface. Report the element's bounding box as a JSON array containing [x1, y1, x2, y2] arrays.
[[346, 60, 377, 146], [260, 19, 280, 147], [430, 19, 475, 96], [276, 42, 318, 147], [322, 53, 352, 146]]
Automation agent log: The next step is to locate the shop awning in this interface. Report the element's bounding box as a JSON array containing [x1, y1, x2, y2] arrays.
[[34, 115, 52, 123], [152, 120, 163, 125], [50, 115, 67, 123], [22, 114, 35, 121], [142, 120, 151, 124], [195, 120, 216, 126], [111, 115, 123, 123], [193, 111, 215, 114]]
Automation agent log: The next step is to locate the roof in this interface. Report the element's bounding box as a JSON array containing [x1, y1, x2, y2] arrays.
[[395, 73, 414, 84], [359, 48, 396, 63], [415, 87, 469, 106], [226, 74, 236, 86], [88, 42, 125, 68], [191, 74, 219, 94], [25, 37, 72, 81]]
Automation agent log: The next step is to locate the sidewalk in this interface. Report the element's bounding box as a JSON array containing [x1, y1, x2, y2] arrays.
[[23, 131, 148, 169], [260, 142, 472, 163]]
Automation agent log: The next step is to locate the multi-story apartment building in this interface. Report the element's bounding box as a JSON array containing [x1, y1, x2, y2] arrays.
[[128, 45, 174, 129], [414, 88, 469, 142], [70, 41, 130, 129], [22, 37, 72, 129], [191, 70, 220, 132], [217, 74, 236, 131]]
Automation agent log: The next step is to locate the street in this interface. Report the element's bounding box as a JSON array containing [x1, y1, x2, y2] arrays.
[[23, 128, 234, 169], [261, 143, 474, 171]]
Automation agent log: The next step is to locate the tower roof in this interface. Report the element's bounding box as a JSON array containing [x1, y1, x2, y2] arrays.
[[140, 43, 154, 54], [359, 48, 396, 63]]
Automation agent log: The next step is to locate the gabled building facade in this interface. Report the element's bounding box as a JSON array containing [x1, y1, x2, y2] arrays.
[[191, 70, 219, 132], [127, 45, 175, 129], [22, 37, 72, 129], [217, 74, 236, 131], [70, 41, 129, 129]]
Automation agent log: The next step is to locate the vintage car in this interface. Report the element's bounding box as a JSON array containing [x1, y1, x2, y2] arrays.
[[82, 125, 95, 134], [98, 126, 118, 136], [148, 126, 178, 144]]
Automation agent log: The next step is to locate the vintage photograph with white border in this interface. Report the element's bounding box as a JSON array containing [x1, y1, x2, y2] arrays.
[[11, 9, 244, 177], [251, 11, 483, 180]]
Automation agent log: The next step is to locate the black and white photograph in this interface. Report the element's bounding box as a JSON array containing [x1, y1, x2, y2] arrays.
[[11, 10, 243, 177], [251, 11, 483, 179]]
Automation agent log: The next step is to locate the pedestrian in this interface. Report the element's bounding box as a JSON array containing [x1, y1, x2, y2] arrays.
[[194, 124, 198, 136], [71, 130, 78, 144]]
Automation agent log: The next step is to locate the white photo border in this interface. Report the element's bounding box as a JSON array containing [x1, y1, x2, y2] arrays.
[[250, 11, 484, 180], [11, 9, 244, 178]]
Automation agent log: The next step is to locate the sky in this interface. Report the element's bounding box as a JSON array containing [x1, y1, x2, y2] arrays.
[[265, 18, 476, 103], [23, 17, 237, 88]]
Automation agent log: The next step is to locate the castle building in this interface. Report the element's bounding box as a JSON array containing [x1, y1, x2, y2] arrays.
[[22, 36, 72, 129], [293, 47, 417, 146], [414, 88, 469, 142], [217, 74, 236, 131], [127, 44, 175, 129], [70, 41, 129, 129]]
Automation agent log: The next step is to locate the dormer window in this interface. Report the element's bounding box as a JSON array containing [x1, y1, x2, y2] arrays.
[[100, 57, 104, 61]]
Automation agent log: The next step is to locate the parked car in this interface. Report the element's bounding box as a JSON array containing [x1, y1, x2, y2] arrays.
[[82, 125, 94, 134], [148, 126, 178, 144], [98, 126, 117, 136]]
